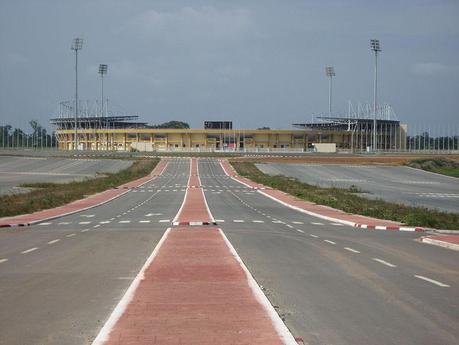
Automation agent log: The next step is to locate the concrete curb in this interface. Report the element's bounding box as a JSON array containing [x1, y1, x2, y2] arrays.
[[419, 236, 459, 251]]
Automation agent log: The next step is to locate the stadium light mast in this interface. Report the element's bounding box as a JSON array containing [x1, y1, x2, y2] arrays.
[[370, 39, 381, 151], [325, 66, 335, 116], [71, 38, 83, 150], [98, 64, 108, 117]]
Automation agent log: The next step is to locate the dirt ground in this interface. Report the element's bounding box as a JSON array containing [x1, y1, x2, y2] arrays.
[[230, 154, 459, 165]]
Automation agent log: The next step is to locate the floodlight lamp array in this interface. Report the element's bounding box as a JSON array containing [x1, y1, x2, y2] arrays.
[[325, 66, 335, 77], [71, 38, 83, 51], [370, 39, 381, 52], [99, 64, 108, 75]]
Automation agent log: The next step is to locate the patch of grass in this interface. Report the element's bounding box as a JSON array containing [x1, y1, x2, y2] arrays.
[[231, 161, 459, 230], [0, 158, 159, 218], [407, 158, 459, 178]]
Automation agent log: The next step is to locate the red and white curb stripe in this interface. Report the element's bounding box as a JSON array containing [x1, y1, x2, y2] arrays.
[[172, 221, 218, 226], [219, 160, 425, 233]]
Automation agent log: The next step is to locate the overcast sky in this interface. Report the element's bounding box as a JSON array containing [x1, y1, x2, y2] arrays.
[[1, 0, 458, 132]]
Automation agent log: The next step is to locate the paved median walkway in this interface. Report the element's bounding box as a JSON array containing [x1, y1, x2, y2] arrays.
[[93, 158, 297, 345]]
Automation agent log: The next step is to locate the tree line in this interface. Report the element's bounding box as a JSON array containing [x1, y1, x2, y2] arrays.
[[0, 120, 57, 149]]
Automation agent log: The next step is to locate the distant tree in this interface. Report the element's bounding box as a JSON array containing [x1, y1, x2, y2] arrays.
[[257, 126, 271, 130], [153, 121, 190, 129]]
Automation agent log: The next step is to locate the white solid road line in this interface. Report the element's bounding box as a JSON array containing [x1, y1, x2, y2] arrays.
[[372, 258, 397, 268], [21, 247, 38, 254], [324, 240, 336, 245], [48, 239, 60, 244], [344, 247, 360, 253], [0, 258, 8, 264], [310, 234, 319, 238], [414, 275, 450, 287]]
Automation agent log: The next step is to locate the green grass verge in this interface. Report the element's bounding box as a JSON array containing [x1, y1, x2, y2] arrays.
[[407, 158, 459, 178], [0, 158, 159, 218], [231, 161, 459, 230]]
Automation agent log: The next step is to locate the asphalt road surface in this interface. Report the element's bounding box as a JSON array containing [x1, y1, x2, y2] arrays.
[[0, 156, 133, 195], [257, 163, 459, 213], [0, 158, 457, 345]]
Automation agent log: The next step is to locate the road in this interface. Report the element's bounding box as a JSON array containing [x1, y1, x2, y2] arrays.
[[0, 158, 458, 345], [257, 162, 459, 213], [0, 156, 132, 195]]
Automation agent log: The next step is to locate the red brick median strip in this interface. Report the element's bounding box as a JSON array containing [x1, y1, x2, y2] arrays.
[[219, 160, 424, 232], [0, 159, 169, 228], [173, 158, 215, 225], [93, 227, 297, 345]]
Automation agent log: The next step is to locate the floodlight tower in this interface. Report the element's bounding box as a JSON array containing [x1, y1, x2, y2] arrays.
[[98, 64, 108, 117], [71, 38, 83, 150], [325, 66, 335, 116], [370, 39, 381, 151]]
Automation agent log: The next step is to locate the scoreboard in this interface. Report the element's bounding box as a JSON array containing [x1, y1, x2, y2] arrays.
[[204, 121, 233, 130]]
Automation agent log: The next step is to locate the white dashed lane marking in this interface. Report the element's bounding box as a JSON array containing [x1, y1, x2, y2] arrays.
[[119, 220, 131, 224], [39, 222, 52, 226], [324, 240, 336, 245], [159, 219, 170, 223], [344, 247, 360, 253], [66, 233, 76, 238], [311, 222, 324, 225], [79, 221, 91, 225], [292, 221, 304, 224], [310, 234, 319, 238], [21, 247, 38, 254], [48, 239, 60, 244], [252, 220, 264, 223], [139, 220, 151, 223], [414, 275, 450, 287], [233, 220, 245, 223], [0, 258, 8, 264], [372, 258, 397, 268]]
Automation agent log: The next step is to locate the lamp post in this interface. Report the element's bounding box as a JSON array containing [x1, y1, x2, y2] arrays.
[[370, 39, 381, 151], [98, 64, 108, 117], [325, 66, 335, 116], [71, 38, 83, 150]]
